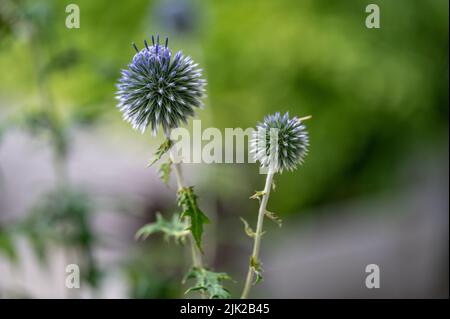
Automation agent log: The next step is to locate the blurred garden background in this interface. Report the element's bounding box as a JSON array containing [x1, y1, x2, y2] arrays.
[[0, 0, 448, 298]]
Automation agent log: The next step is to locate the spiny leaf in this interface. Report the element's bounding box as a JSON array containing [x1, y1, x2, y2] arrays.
[[135, 213, 189, 244], [177, 187, 209, 253], [158, 158, 173, 185], [249, 190, 266, 202], [147, 138, 173, 167], [183, 267, 232, 299], [250, 256, 263, 285], [240, 217, 256, 238], [265, 210, 282, 227]]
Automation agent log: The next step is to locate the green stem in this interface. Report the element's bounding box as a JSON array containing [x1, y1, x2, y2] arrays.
[[169, 151, 203, 269], [241, 170, 275, 299], [189, 234, 201, 268]]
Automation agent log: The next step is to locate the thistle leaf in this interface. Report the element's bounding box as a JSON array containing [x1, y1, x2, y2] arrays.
[[250, 256, 263, 285], [183, 267, 232, 299], [240, 217, 256, 238], [265, 210, 283, 227], [158, 158, 173, 185], [177, 187, 209, 253], [135, 213, 189, 244], [147, 138, 173, 167]]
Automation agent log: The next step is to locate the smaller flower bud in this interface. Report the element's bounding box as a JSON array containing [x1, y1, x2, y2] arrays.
[[251, 112, 309, 172]]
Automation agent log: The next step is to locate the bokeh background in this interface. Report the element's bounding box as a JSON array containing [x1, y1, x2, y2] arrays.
[[0, 0, 448, 298]]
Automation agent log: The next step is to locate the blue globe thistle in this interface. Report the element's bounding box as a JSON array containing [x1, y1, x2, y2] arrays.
[[116, 35, 206, 135], [250, 112, 309, 172]]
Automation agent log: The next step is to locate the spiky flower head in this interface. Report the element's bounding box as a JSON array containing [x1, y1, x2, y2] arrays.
[[250, 112, 309, 172], [116, 35, 206, 135]]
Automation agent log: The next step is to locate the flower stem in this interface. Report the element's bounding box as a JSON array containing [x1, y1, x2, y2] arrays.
[[169, 152, 203, 269], [241, 170, 275, 299]]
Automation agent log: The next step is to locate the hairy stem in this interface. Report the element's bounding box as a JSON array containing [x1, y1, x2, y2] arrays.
[[241, 170, 275, 299], [169, 151, 203, 269]]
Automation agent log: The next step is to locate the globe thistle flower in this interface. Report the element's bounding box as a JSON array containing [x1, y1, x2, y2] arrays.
[[250, 112, 309, 172], [116, 35, 206, 135]]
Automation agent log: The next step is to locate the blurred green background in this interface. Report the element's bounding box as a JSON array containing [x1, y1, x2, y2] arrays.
[[0, 0, 448, 298]]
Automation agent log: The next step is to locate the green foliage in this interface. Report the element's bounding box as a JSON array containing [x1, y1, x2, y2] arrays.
[[126, 265, 180, 299], [206, 0, 449, 214], [183, 267, 232, 299], [7, 107, 69, 158], [135, 213, 189, 244], [0, 229, 17, 262], [148, 138, 173, 167], [250, 256, 263, 285], [44, 48, 80, 73], [21, 187, 94, 246], [18, 187, 101, 288], [124, 253, 182, 299], [158, 158, 173, 185], [177, 186, 209, 253]]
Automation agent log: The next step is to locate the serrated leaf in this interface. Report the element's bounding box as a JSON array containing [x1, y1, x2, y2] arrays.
[[249, 190, 266, 202], [265, 210, 282, 227], [177, 187, 209, 253], [147, 138, 173, 167], [135, 213, 189, 244], [240, 217, 256, 238], [183, 267, 232, 299], [250, 256, 263, 285], [158, 158, 172, 185]]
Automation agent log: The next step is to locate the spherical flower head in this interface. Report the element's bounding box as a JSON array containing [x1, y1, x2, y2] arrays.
[[251, 112, 309, 172], [116, 35, 206, 135]]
